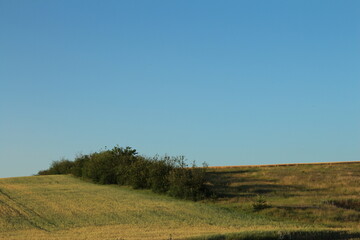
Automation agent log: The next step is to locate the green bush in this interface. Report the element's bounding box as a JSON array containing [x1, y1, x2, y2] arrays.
[[128, 157, 151, 189], [113, 146, 138, 185], [148, 156, 174, 193], [38, 146, 211, 201], [168, 159, 210, 201], [38, 158, 74, 175], [71, 155, 90, 177]]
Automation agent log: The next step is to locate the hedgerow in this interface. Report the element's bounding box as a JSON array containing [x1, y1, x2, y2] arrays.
[[38, 146, 211, 201]]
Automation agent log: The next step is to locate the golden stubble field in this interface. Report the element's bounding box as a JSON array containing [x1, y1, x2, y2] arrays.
[[0, 175, 295, 240], [1, 162, 359, 240]]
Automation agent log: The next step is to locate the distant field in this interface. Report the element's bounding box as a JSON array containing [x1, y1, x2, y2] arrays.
[[207, 162, 360, 230], [208, 160, 360, 169], [0, 161, 359, 239]]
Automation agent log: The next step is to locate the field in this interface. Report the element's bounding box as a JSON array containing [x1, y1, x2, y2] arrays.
[[207, 162, 360, 229], [0, 162, 359, 240]]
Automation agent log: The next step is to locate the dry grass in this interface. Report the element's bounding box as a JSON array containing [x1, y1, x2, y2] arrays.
[[2, 225, 306, 240], [1, 162, 359, 239], [0, 175, 296, 240], [206, 162, 360, 229]]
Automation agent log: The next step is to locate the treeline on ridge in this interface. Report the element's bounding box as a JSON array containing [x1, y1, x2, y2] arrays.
[[37, 146, 211, 201]]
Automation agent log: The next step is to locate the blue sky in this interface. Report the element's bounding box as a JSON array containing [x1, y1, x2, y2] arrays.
[[1, 0, 359, 178]]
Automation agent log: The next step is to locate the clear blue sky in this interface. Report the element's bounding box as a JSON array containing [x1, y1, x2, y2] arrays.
[[1, 0, 359, 178]]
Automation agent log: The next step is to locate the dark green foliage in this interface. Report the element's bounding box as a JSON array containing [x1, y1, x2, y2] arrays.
[[83, 151, 117, 184], [80, 146, 139, 185], [168, 159, 210, 201], [38, 158, 74, 175], [71, 155, 89, 177], [148, 156, 174, 193], [37, 146, 211, 201], [114, 146, 138, 185], [127, 157, 151, 189]]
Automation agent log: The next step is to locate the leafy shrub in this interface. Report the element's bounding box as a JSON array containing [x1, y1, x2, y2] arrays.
[[81, 146, 138, 185], [113, 146, 138, 185], [71, 154, 90, 177], [148, 156, 174, 193], [168, 158, 210, 201], [127, 157, 151, 189], [38, 146, 212, 201], [83, 151, 114, 184], [38, 158, 74, 175]]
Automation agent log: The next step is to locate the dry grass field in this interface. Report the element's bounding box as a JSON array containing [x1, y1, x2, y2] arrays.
[[0, 175, 298, 240], [0, 162, 359, 239], [207, 162, 360, 229]]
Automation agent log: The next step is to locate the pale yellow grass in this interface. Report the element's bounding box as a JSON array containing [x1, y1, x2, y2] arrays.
[[0, 225, 286, 240], [0, 175, 290, 240], [1, 224, 331, 240]]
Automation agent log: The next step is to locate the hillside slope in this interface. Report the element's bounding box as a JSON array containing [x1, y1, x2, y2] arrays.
[[207, 162, 360, 229], [1, 162, 359, 240], [0, 175, 296, 240]]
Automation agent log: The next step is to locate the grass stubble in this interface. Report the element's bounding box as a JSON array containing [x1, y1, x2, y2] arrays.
[[1, 162, 359, 239]]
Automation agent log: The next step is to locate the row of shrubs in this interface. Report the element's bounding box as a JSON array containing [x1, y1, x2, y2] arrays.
[[38, 146, 211, 201]]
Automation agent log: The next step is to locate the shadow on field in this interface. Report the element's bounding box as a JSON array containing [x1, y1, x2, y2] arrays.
[[206, 170, 319, 199], [186, 230, 360, 240]]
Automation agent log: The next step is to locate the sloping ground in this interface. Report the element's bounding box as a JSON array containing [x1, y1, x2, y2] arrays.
[[0, 175, 297, 240], [1, 162, 359, 240], [206, 162, 360, 230]]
